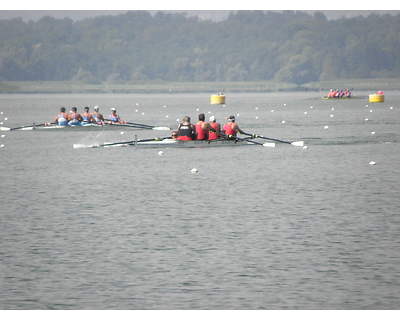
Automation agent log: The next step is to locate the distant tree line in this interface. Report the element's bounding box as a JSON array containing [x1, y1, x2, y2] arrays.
[[1, 10, 400, 84]]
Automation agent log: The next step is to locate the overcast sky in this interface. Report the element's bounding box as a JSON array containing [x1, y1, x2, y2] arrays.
[[1, 9, 399, 22], [0, 1, 398, 22]]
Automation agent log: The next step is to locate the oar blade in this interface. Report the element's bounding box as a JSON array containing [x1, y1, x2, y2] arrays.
[[291, 141, 304, 147], [0, 127, 10, 131], [263, 142, 276, 147], [73, 143, 100, 149]]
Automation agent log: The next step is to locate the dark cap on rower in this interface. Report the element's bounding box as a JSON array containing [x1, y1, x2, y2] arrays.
[[84, 106, 89, 110], [228, 115, 235, 121], [60, 107, 66, 112], [71, 107, 77, 111]]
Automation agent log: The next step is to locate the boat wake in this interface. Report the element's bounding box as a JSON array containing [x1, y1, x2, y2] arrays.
[[73, 132, 111, 149]]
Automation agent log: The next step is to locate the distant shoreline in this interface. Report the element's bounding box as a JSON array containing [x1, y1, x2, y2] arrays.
[[1, 79, 398, 94]]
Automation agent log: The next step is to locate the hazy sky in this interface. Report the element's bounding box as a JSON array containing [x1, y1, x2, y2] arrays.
[[0, 9, 399, 23], [0, 1, 398, 22]]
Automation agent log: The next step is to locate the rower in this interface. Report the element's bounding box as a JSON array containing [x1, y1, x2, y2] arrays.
[[176, 116, 196, 140], [222, 115, 245, 138], [82, 106, 95, 123], [54, 107, 69, 126], [69, 107, 83, 125], [195, 113, 217, 140], [91, 106, 105, 123], [208, 116, 220, 140], [109, 108, 123, 123]]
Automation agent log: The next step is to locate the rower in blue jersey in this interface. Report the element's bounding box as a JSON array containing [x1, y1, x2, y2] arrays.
[[109, 108, 123, 123], [82, 106, 95, 124], [54, 107, 70, 126], [69, 107, 83, 125], [91, 106, 105, 123]]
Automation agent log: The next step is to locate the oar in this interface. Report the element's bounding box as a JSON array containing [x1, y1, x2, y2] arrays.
[[73, 136, 173, 149], [0, 122, 55, 131], [125, 121, 171, 130], [125, 121, 155, 128], [243, 132, 304, 147], [105, 121, 171, 130], [102, 136, 172, 147], [217, 133, 266, 146]]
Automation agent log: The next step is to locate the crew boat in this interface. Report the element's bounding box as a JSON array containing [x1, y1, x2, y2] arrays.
[[1, 122, 171, 131], [73, 134, 304, 149]]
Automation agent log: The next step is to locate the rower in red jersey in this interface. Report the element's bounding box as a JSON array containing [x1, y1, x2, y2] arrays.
[[222, 115, 245, 138]]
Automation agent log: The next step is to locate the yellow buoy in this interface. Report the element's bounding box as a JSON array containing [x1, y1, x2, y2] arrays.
[[369, 94, 384, 103], [210, 94, 225, 105]]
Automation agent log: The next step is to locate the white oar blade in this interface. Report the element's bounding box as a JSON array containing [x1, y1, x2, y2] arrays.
[[291, 141, 304, 147], [73, 143, 100, 149], [103, 142, 129, 147], [0, 127, 10, 131], [152, 126, 171, 131], [263, 142, 276, 147], [21, 127, 34, 131]]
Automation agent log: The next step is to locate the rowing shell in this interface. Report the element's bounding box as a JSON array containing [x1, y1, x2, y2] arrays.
[[316, 95, 366, 100], [74, 138, 266, 149], [1, 123, 171, 131]]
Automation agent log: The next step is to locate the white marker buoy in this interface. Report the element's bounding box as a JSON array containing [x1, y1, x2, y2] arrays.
[[324, 125, 329, 129], [303, 146, 308, 149], [369, 161, 376, 165], [371, 131, 376, 135], [191, 168, 198, 173], [158, 151, 164, 156]]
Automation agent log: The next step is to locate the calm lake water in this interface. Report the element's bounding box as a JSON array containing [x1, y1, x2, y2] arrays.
[[1, 91, 400, 310]]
